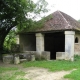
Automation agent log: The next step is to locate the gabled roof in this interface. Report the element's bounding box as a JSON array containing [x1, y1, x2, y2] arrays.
[[37, 10, 80, 32]]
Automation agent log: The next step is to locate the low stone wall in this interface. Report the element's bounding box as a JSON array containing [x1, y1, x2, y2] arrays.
[[2, 51, 50, 64], [56, 52, 70, 60], [41, 51, 50, 60], [19, 51, 37, 61], [20, 51, 50, 61], [19, 53, 36, 61], [3, 54, 13, 64]]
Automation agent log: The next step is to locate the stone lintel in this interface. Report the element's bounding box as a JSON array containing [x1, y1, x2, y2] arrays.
[[65, 31, 75, 35]]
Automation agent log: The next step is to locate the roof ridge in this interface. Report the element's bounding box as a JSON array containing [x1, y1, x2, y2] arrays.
[[58, 11, 71, 28]]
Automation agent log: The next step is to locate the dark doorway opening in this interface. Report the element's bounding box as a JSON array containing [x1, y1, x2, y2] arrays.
[[44, 32, 65, 60]]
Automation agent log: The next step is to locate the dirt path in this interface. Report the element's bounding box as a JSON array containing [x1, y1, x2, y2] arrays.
[[24, 67, 75, 80]]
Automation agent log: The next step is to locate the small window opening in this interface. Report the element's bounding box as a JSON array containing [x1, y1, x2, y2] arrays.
[[75, 37, 78, 43]]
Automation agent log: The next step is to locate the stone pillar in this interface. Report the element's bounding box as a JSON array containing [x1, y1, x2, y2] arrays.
[[65, 31, 75, 61], [16, 35, 19, 44], [35, 33, 44, 55]]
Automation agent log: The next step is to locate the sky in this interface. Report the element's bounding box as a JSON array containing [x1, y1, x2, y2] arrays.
[[34, 0, 80, 20], [46, 0, 80, 20]]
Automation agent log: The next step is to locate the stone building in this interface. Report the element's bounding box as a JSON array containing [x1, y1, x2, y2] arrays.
[[18, 11, 80, 61]]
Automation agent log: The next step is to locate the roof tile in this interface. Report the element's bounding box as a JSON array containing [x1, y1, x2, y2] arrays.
[[37, 11, 80, 32]]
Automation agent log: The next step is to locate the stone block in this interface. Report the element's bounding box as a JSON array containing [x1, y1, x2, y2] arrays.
[[23, 51, 41, 60], [14, 56, 20, 64], [19, 53, 27, 59], [31, 54, 35, 61], [26, 54, 31, 61], [13, 54, 20, 64], [56, 52, 65, 60], [19, 51, 50, 61], [65, 52, 70, 60], [19, 52, 35, 61], [3, 54, 13, 64], [41, 51, 50, 60], [56, 52, 70, 60]]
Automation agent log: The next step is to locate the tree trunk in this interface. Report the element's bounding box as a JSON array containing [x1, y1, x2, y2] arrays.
[[0, 28, 12, 60], [0, 36, 5, 60]]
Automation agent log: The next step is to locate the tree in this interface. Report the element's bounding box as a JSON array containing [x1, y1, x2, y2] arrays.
[[0, 0, 48, 55], [4, 30, 16, 51]]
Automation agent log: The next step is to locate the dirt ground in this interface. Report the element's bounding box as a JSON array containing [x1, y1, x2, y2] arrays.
[[0, 61, 75, 80], [24, 67, 75, 80]]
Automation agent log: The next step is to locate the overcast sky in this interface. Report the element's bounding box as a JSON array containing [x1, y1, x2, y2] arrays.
[[44, 0, 80, 20], [34, 0, 80, 20]]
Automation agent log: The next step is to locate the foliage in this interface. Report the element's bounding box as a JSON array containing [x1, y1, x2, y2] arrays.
[[29, 14, 53, 31], [17, 14, 53, 32], [74, 55, 80, 61], [4, 30, 16, 51], [0, 0, 48, 54], [0, 0, 48, 30]]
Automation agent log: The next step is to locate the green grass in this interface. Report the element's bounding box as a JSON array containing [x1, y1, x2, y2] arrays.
[[21, 55, 80, 80], [1, 55, 80, 80], [64, 69, 80, 80], [22, 56, 80, 71], [63, 55, 80, 80], [0, 67, 27, 80], [0, 67, 18, 73]]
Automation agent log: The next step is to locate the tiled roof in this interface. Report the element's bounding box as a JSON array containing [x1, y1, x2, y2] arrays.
[[37, 11, 80, 32]]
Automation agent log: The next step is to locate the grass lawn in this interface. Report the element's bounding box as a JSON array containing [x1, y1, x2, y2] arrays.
[[22, 55, 80, 71], [0, 67, 27, 80], [22, 55, 80, 80], [64, 69, 80, 80]]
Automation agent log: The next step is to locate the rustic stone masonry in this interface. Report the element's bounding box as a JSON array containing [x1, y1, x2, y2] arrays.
[[35, 33, 44, 56], [56, 52, 69, 60], [3, 54, 13, 64], [74, 43, 80, 55], [65, 31, 75, 61], [21, 51, 50, 60], [41, 51, 50, 60], [14, 54, 20, 64], [2, 51, 50, 64], [74, 33, 80, 55]]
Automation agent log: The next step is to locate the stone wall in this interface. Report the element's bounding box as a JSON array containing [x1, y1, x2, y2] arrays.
[[19, 51, 50, 60], [2, 51, 50, 64], [56, 52, 70, 60], [19, 34, 36, 52], [74, 32, 80, 55], [3, 54, 13, 64]]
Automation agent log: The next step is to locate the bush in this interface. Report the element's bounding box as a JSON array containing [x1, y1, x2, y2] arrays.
[[74, 55, 80, 61]]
